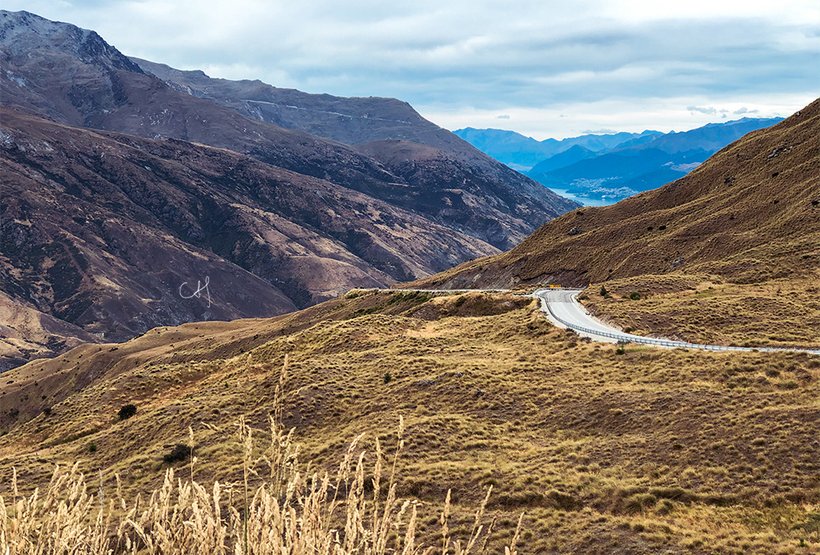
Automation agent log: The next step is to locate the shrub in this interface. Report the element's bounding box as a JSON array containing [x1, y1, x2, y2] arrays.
[[623, 493, 657, 513], [600, 285, 610, 298], [87, 442, 97, 453], [118, 404, 137, 420], [383, 372, 392, 384], [629, 292, 641, 300], [163, 443, 193, 464]]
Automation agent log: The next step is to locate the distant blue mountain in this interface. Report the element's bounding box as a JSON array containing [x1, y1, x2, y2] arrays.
[[457, 117, 783, 205], [524, 144, 596, 173], [453, 127, 660, 171]]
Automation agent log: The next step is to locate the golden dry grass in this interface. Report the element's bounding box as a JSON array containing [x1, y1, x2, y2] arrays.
[[583, 271, 820, 348], [1, 389, 520, 554], [1, 291, 818, 553]]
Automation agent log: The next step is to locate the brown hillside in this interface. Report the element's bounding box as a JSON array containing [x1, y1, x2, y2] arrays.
[[1, 290, 818, 553], [0, 108, 498, 369], [417, 99, 820, 290]]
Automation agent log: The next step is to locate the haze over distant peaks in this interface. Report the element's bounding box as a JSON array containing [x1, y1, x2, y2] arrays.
[[457, 117, 783, 203]]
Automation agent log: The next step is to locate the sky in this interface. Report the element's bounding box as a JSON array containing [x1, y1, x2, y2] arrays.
[[5, 0, 819, 139]]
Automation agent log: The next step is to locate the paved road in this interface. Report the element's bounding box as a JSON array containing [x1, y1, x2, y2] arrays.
[[379, 287, 819, 355], [534, 288, 820, 355]]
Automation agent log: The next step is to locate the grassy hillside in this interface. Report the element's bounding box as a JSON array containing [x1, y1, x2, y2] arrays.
[[1, 290, 818, 553], [413, 100, 820, 348], [418, 100, 820, 289]]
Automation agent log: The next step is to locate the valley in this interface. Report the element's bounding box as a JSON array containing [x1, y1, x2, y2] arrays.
[[0, 10, 576, 370], [0, 6, 818, 555], [458, 118, 783, 204]]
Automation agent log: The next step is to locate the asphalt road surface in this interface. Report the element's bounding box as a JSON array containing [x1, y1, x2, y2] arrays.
[[534, 288, 820, 355]]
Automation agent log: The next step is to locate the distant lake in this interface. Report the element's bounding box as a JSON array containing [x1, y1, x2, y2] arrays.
[[549, 188, 612, 207]]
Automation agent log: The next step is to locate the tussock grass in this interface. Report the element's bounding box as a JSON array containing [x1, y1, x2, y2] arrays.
[[1, 358, 520, 554], [585, 272, 820, 348], [2, 292, 819, 552]]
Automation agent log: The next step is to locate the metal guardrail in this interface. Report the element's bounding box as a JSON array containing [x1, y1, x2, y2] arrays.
[[535, 291, 820, 356]]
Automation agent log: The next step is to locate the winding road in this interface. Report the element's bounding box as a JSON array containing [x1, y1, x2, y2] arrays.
[[534, 288, 820, 355], [386, 287, 820, 355]]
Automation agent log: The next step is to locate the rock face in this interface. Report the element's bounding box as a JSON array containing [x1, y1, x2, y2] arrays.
[[0, 10, 577, 369], [0, 109, 494, 362], [129, 58, 576, 250]]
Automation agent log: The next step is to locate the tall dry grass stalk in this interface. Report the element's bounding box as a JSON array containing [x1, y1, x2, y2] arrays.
[[0, 356, 522, 554]]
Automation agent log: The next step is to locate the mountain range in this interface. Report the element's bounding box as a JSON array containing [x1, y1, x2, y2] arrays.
[[453, 127, 662, 171], [1, 94, 818, 552], [419, 101, 819, 292], [456, 117, 783, 204], [0, 10, 576, 370]]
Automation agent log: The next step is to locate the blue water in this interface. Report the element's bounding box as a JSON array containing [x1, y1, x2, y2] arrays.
[[549, 188, 613, 207]]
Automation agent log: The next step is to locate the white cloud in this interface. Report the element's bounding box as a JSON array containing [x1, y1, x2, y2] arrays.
[[4, 0, 819, 138], [423, 93, 811, 139]]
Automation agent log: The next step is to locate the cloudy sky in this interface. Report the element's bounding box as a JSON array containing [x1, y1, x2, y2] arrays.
[[7, 0, 820, 138]]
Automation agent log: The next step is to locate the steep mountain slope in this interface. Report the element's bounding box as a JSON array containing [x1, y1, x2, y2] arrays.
[[131, 57, 473, 154], [0, 108, 497, 366], [0, 10, 579, 369], [0, 10, 575, 252], [527, 117, 782, 203], [129, 56, 576, 246], [417, 99, 820, 290]]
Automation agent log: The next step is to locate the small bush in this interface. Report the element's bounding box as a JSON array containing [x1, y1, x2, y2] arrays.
[[623, 493, 657, 513], [629, 292, 641, 300], [87, 442, 97, 453], [163, 443, 193, 464], [118, 404, 137, 420], [383, 372, 392, 384], [600, 286, 610, 298]]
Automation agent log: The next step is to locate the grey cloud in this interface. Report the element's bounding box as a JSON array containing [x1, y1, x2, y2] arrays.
[[4, 0, 818, 130]]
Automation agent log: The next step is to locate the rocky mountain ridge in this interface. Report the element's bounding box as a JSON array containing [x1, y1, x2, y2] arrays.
[[0, 10, 576, 369]]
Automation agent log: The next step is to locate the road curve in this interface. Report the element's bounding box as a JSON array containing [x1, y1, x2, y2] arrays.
[[535, 288, 820, 355], [378, 287, 819, 355]]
